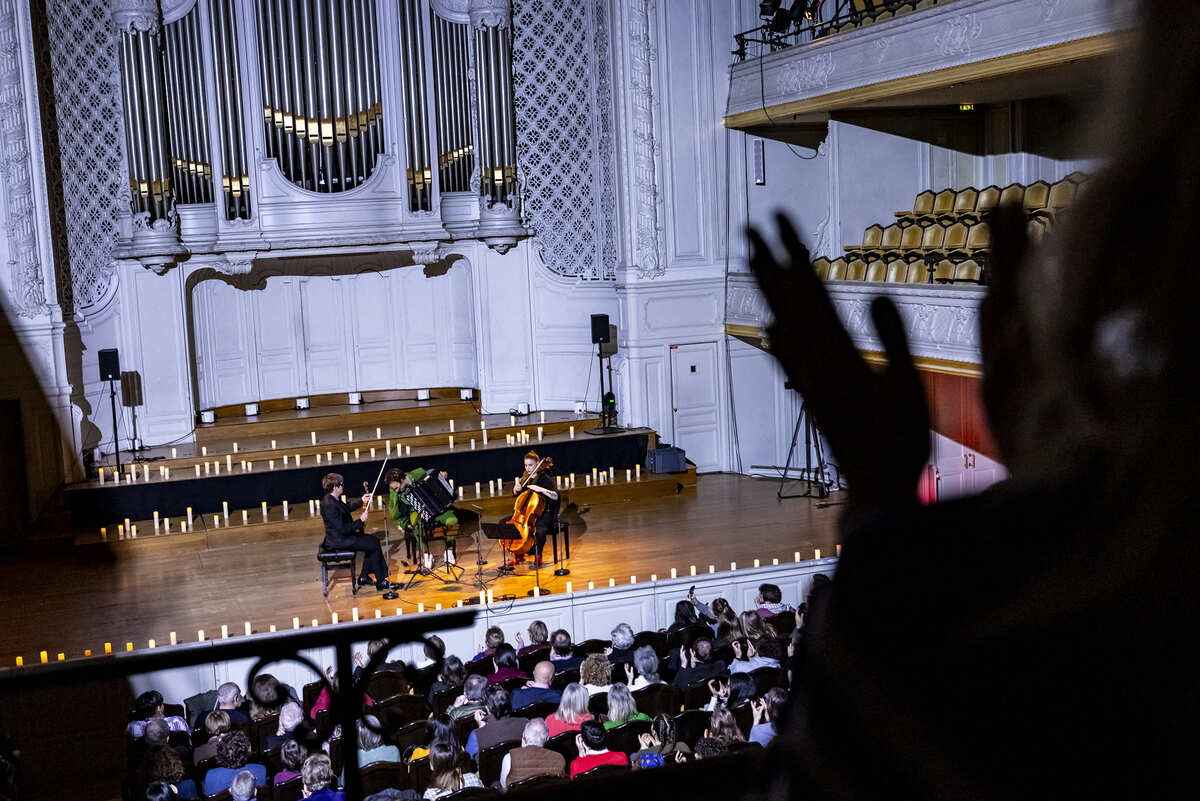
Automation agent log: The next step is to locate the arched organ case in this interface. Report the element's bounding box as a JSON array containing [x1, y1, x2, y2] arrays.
[[112, 0, 527, 267]]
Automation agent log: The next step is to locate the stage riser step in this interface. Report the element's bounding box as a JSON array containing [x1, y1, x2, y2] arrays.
[[204, 388, 471, 421], [196, 399, 481, 445], [69, 433, 656, 532]]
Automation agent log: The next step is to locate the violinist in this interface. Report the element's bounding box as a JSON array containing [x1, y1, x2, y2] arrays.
[[504, 451, 559, 567], [319, 472, 391, 591]]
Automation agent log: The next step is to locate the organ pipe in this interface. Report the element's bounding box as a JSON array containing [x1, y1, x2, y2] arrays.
[[397, 0, 432, 211], [470, 10, 517, 208], [257, 0, 384, 192], [431, 15, 473, 193], [116, 9, 174, 223], [208, 0, 252, 219], [163, 9, 214, 205]]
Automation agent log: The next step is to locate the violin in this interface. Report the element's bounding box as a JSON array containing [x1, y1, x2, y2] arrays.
[[503, 456, 554, 555]]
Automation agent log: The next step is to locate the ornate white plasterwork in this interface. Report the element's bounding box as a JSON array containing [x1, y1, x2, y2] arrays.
[[628, 0, 663, 280], [111, 0, 160, 33], [934, 13, 982, 57], [0, 0, 49, 318], [512, 0, 617, 279], [779, 51, 834, 93], [468, 0, 511, 29], [431, 0, 470, 23]]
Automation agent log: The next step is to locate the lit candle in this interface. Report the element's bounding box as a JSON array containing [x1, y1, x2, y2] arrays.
[[537, 426, 543, 441], [131, 464, 137, 481], [316, 454, 321, 464], [449, 419, 455, 432], [125, 642, 133, 652], [566, 581, 573, 593], [417, 603, 424, 613], [457, 600, 463, 607], [458, 486, 464, 500], [246, 461, 253, 471], [588, 580, 595, 590], [347, 429, 353, 441], [449, 435, 454, 449], [148, 639, 155, 649], [376, 427, 382, 438], [226, 454, 232, 471], [497, 478, 503, 491], [283, 501, 289, 519], [308, 499, 315, 516], [40, 651, 47, 663], [100, 526, 107, 539], [731, 562, 737, 571], [395, 608, 402, 616], [592, 467, 598, 482], [487, 589, 494, 604], [671, 567, 678, 579], [171, 447, 177, 458], [98, 467, 105, 484], [636, 464, 642, 479], [117, 524, 124, 539], [376, 495, 382, 509], [213, 461, 220, 475], [143, 467, 149, 483], [241, 510, 248, 524], [241, 460, 246, 471], [374, 609, 381, 618], [386, 440, 391, 455], [104, 642, 112, 654], [370, 447, 376, 458], [556, 476, 562, 489], [292, 617, 300, 629], [470, 439, 475, 450], [169, 631, 177, 645], [204, 462, 210, 475], [794, 551, 801, 562], [312, 619, 318, 627], [475, 481, 481, 496], [197, 630, 204, 641], [533, 586, 540, 597], [163, 517, 170, 533], [630, 575, 637, 584], [509, 414, 515, 426], [405, 445, 411, 455], [651, 574, 658, 581], [626, 469, 632, 482], [130, 524, 137, 538], [586, 476, 591, 487], [569, 473, 575, 487], [164, 467, 170, 480], [269, 624, 276, 632], [311, 431, 317, 445], [569, 426, 575, 439], [489, 480, 495, 496], [609, 578, 615, 587], [837, 544, 842, 556], [436, 603, 442, 610], [212, 516, 219, 529], [353, 447, 359, 459], [294, 453, 300, 465], [482, 430, 488, 445], [814, 548, 821, 559], [414, 425, 420, 436], [261, 501, 268, 520], [153, 511, 160, 532], [194, 464, 201, 477], [201, 446, 207, 456], [352, 607, 359, 621], [609, 467, 615, 481], [269, 459, 275, 470], [15, 657, 22, 667], [709, 565, 715, 573], [773, 557, 780, 565], [222, 501, 229, 521], [333, 612, 341, 625], [479, 590, 486, 605], [283, 454, 289, 465], [233, 442, 239, 453]]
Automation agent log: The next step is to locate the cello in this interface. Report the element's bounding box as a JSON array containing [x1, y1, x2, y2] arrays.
[[503, 455, 554, 556]]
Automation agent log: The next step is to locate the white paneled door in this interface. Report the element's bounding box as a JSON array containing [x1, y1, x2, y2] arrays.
[[669, 341, 722, 473]]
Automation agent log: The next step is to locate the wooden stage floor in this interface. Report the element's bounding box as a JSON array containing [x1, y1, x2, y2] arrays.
[[0, 475, 842, 665]]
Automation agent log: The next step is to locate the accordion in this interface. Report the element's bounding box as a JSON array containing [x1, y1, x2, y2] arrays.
[[402, 472, 455, 522]]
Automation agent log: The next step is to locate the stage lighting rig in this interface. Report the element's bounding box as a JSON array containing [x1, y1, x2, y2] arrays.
[[759, 0, 782, 19]]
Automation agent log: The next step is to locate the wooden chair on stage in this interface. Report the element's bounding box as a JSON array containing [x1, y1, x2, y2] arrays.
[[317, 546, 358, 597]]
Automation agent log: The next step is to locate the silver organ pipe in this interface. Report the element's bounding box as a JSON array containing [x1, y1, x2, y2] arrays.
[[471, 14, 517, 208], [116, 12, 174, 223], [257, 0, 384, 192], [208, 0, 252, 219], [163, 9, 214, 205], [431, 15, 473, 193], [396, 0, 432, 211]]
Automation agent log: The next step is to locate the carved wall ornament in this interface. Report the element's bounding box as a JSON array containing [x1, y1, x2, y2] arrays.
[[468, 0, 511, 30], [411, 244, 446, 265], [629, 0, 664, 280], [1039, 0, 1062, 22], [110, 0, 160, 33], [0, 0, 50, 318], [431, 0, 470, 23], [872, 36, 891, 65], [934, 13, 983, 58], [778, 51, 834, 94]]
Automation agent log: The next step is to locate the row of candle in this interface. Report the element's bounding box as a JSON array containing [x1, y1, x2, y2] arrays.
[[12, 547, 838, 667]]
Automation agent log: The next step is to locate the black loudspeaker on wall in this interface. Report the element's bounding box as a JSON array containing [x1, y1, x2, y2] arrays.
[[98, 348, 120, 381], [590, 314, 610, 344]]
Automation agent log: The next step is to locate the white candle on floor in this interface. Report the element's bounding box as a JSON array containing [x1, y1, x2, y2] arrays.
[[509, 415, 515, 426], [626, 469, 632, 482], [201, 446, 207, 456], [470, 439, 475, 450], [731, 561, 737, 571], [169, 631, 177, 646], [630, 576, 636, 584], [569, 426, 575, 439], [458, 486, 464, 500], [475, 481, 481, 496], [171, 448, 177, 459], [100, 526, 107, 539], [213, 461, 220, 475], [116, 523, 123, 540], [754, 559, 760, 568], [311, 619, 318, 627], [164, 467, 170, 480], [651, 574, 657, 581], [242, 510, 248, 525], [354, 448, 359, 459], [283, 501, 289, 519], [405, 446, 411, 455], [153, 511, 159, 532], [482, 430, 488, 445], [164, 518, 170, 533], [540, 410, 545, 423], [308, 499, 315, 516], [226, 454, 232, 471], [269, 625, 276, 632], [489, 480, 495, 496], [449, 435, 454, 449], [316, 454, 322, 464], [375, 609, 381, 618], [414, 425, 420, 436], [341, 452, 347, 463], [311, 431, 317, 445], [347, 429, 353, 441], [222, 501, 229, 521], [376, 427, 382, 439], [144, 467, 150, 483], [234, 442, 240, 453], [585, 476, 591, 486], [98, 468, 105, 484], [537, 427, 543, 441], [261, 501, 268, 520], [195, 464, 201, 477], [212, 516, 218, 529], [247, 461, 253, 471], [386, 440, 392, 455], [204, 462, 210, 475], [592, 467, 598, 482], [283, 455, 289, 466], [449, 419, 455, 432], [772, 557, 779, 565], [352, 607, 359, 621], [556, 476, 562, 489], [269, 459, 275, 470], [187, 507, 193, 527], [533, 586, 540, 597], [370, 447, 376, 458], [794, 551, 801, 562], [635, 464, 641, 479], [376, 495, 383, 510], [130, 524, 137, 538], [609, 578, 615, 587]]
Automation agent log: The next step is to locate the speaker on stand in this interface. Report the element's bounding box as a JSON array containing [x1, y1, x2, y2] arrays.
[[98, 349, 122, 474], [588, 314, 622, 435]]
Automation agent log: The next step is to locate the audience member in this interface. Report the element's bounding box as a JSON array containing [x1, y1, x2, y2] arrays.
[[416, 635, 445, 670], [739, 611, 770, 642], [248, 674, 287, 722], [266, 702, 304, 750], [193, 711, 231, 764], [354, 638, 412, 680], [671, 638, 726, 688], [300, 754, 343, 801], [141, 718, 190, 771], [545, 683, 592, 737], [730, 636, 782, 674], [606, 624, 636, 665], [472, 626, 505, 661], [229, 769, 257, 801], [448, 674, 487, 721], [510, 661, 562, 709], [666, 600, 701, 646], [692, 737, 727, 760], [499, 718, 564, 789], [407, 715, 458, 763], [706, 673, 756, 712], [201, 732, 266, 796], [135, 746, 197, 800], [428, 655, 467, 704], [630, 714, 691, 767], [624, 645, 663, 690], [355, 714, 402, 767], [273, 739, 306, 785], [212, 683, 251, 727], [126, 690, 189, 739], [602, 684, 651, 730], [465, 686, 526, 759], [310, 668, 374, 719], [706, 708, 745, 745], [709, 598, 739, 637], [486, 643, 527, 685], [754, 583, 794, 619], [749, 688, 787, 748], [579, 654, 612, 696], [144, 781, 177, 801], [569, 720, 627, 778], [548, 629, 582, 671], [424, 741, 482, 799], [514, 620, 549, 657]]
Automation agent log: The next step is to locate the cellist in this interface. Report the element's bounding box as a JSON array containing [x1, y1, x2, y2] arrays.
[[504, 450, 559, 568]]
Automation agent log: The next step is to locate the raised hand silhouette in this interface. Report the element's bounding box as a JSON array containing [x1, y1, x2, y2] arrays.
[[748, 213, 930, 508]]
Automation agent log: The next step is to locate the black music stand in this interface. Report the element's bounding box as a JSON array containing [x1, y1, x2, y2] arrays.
[[481, 522, 521, 579], [402, 517, 461, 590]]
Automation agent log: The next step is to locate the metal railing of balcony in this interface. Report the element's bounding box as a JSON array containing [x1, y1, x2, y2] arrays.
[[734, 1, 940, 62], [0, 609, 476, 801]]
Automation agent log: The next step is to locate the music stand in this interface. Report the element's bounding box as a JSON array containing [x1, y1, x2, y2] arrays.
[[481, 522, 521, 578], [402, 518, 462, 590]]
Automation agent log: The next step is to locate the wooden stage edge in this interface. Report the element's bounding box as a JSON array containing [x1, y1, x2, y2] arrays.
[[0, 475, 843, 664]]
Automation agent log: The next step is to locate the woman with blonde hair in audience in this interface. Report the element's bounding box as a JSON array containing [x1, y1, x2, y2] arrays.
[[192, 710, 230, 764], [273, 739, 306, 785], [423, 740, 482, 799], [579, 653, 612, 696], [740, 610, 772, 641], [515, 620, 549, 656], [705, 707, 745, 745], [300, 753, 342, 801], [602, 683, 652, 730], [545, 683, 592, 737]]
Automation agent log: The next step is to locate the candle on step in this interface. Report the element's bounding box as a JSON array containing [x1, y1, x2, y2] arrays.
[[14, 657, 21, 667], [241, 510, 248, 525], [311, 431, 317, 445], [481, 420, 487, 430], [794, 551, 800, 562], [470, 439, 475, 450], [814, 548, 821, 559], [269, 624, 276, 632], [316, 454, 322, 464], [555, 476, 561, 489], [731, 561, 737, 571], [458, 486, 464, 500], [352, 607, 359, 621], [247, 461, 253, 471], [40, 651, 47, 664], [671, 567, 677, 579], [164, 467, 170, 480], [311, 619, 318, 627], [347, 429, 353, 441], [540, 410, 545, 423], [226, 454, 232, 471], [497, 478, 503, 491], [370, 447, 375, 458], [754, 559, 760, 568], [836, 544, 842, 556], [204, 462, 210, 475], [592, 467, 598, 482], [417, 603, 424, 613], [482, 429, 488, 445], [585, 476, 591, 487], [533, 586, 540, 597], [609, 578, 615, 587], [341, 452, 347, 463], [487, 589, 494, 604], [269, 459, 275, 470], [131, 464, 138, 481], [201, 446, 207, 456], [449, 419, 455, 432], [144, 467, 149, 483], [117, 523, 124, 539], [211, 515, 218, 529], [293, 617, 300, 630], [537, 427, 543, 441], [609, 467, 614, 481], [588, 581, 595, 590], [510, 414, 515, 426], [308, 499, 315, 516], [98, 467, 105, 484], [354, 448, 359, 459], [171, 447, 177, 459], [376, 495, 383, 510], [569, 426, 575, 439], [220, 624, 228, 639], [630, 576, 636, 584], [164, 518, 170, 533], [489, 480, 495, 496], [709, 565, 715, 573], [651, 574, 657, 582], [569, 473, 575, 487], [261, 501, 268, 520], [194, 464, 201, 477], [283, 454, 289, 466], [213, 461, 220, 475], [283, 501, 289, 519], [240, 460, 246, 472], [197, 630, 204, 641], [104, 642, 113, 654], [100, 526, 107, 540], [222, 501, 229, 521], [480, 590, 486, 605], [375, 609, 381, 618], [331, 612, 338, 624], [386, 440, 391, 455], [636, 464, 641, 479], [414, 425, 420, 436], [130, 524, 137, 538], [244, 621, 251, 636], [153, 511, 159, 532], [405, 446, 411, 455], [566, 581, 573, 593], [187, 507, 193, 527], [170, 631, 177, 645], [475, 481, 481, 496], [772, 557, 779, 565], [448, 435, 454, 449], [376, 427, 382, 438]]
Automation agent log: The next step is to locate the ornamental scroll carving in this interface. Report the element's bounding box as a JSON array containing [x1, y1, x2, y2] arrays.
[[934, 13, 983, 57], [629, 0, 664, 279], [0, 0, 49, 318], [111, 0, 160, 33], [778, 52, 834, 94], [468, 0, 510, 29]]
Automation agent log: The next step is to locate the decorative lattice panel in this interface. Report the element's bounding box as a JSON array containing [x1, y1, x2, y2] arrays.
[[44, 0, 124, 313], [512, 0, 615, 280]]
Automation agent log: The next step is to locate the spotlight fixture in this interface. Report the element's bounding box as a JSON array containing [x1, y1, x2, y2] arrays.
[[769, 8, 791, 33], [759, 0, 782, 18]]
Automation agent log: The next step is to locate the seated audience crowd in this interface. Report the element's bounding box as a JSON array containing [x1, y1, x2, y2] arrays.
[[120, 584, 808, 799]]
